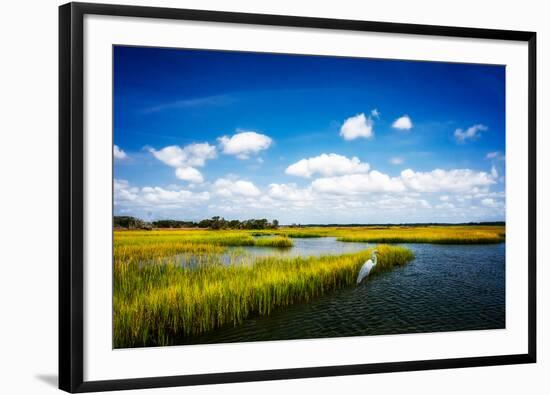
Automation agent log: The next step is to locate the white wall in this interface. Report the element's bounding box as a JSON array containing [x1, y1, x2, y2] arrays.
[[0, 0, 547, 393]]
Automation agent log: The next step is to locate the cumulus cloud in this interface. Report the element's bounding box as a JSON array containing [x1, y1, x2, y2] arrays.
[[175, 166, 204, 183], [340, 113, 374, 140], [312, 171, 406, 194], [481, 198, 497, 207], [392, 115, 413, 130], [141, 186, 210, 204], [114, 179, 210, 210], [213, 178, 261, 198], [454, 124, 488, 143], [149, 142, 216, 184], [114, 145, 127, 160], [374, 196, 431, 210], [389, 157, 404, 165], [149, 143, 216, 168], [400, 168, 496, 192], [116, 151, 504, 223], [218, 131, 272, 159], [418, 199, 431, 208], [308, 167, 497, 196], [114, 179, 138, 201], [285, 153, 370, 178], [268, 183, 313, 202], [371, 109, 381, 119]]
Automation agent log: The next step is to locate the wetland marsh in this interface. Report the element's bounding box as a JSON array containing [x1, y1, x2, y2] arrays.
[[113, 225, 505, 348]]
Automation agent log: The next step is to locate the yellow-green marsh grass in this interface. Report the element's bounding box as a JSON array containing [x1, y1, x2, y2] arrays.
[[113, 225, 502, 347], [253, 236, 293, 248], [249, 225, 504, 244], [113, 240, 413, 348], [115, 229, 294, 249], [115, 229, 256, 247], [334, 225, 505, 244]]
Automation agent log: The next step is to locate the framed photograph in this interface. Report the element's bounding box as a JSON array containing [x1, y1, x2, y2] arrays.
[[59, 2, 536, 392]]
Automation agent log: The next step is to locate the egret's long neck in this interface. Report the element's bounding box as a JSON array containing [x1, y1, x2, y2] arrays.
[[372, 254, 377, 266]]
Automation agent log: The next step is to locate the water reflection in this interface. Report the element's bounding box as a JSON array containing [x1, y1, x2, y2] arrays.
[[165, 237, 375, 267]]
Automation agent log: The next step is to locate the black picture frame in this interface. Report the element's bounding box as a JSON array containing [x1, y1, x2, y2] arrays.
[[59, 2, 537, 392]]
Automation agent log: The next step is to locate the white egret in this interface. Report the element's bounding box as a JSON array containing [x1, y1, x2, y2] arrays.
[[356, 250, 379, 284]]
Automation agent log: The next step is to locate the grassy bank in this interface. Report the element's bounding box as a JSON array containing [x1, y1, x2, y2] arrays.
[[113, 224, 502, 347], [115, 230, 293, 251], [334, 226, 504, 244], [116, 225, 505, 246], [254, 235, 293, 248], [115, 229, 256, 247], [113, 244, 413, 348], [249, 225, 504, 244]]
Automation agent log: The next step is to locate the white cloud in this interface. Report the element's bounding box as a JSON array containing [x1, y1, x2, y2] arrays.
[[296, 164, 498, 196], [454, 124, 488, 143], [340, 113, 374, 140], [286, 153, 370, 178], [114, 179, 138, 201], [481, 198, 496, 207], [312, 171, 406, 194], [268, 183, 313, 202], [116, 151, 504, 223], [373, 196, 432, 210], [149, 143, 216, 168], [149, 142, 216, 183], [389, 157, 404, 165], [114, 145, 127, 160], [218, 131, 272, 159], [419, 199, 431, 208], [392, 115, 413, 130], [213, 178, 261, 198], [371, 109, 380, 119], [175, 166, 204, 183], [141, 186, 210, 204], [114, 179, 210, 210], [400, 168, 496, 192]]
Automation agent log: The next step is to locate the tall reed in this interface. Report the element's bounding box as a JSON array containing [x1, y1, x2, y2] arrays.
[[252, 225, 505, 244], [113, 243, 413, 348], [336, 226, 505, 244], [253, 236, 293, 247]]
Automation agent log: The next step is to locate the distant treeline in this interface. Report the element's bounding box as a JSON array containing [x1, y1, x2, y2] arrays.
[[113, 216, 504, 230], [113, 216, 152, 230], [114, 215, 279, 230]]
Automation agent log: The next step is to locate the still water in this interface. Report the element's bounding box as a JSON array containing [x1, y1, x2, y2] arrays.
[[180, 239, 505, 344]]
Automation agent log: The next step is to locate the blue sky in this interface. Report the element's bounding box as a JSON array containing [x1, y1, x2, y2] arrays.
[[114, 46, 505, 224]]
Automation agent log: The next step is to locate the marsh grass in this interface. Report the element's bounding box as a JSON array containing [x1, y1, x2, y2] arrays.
[[112, 225, 503, 348], [248, 225, 504, 244], [115, 230, 296, 250], [113, 236, 413, 348], [335, 226, 505, 244], [253, 236, 293, 248], [115, 230, 256, 247]]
